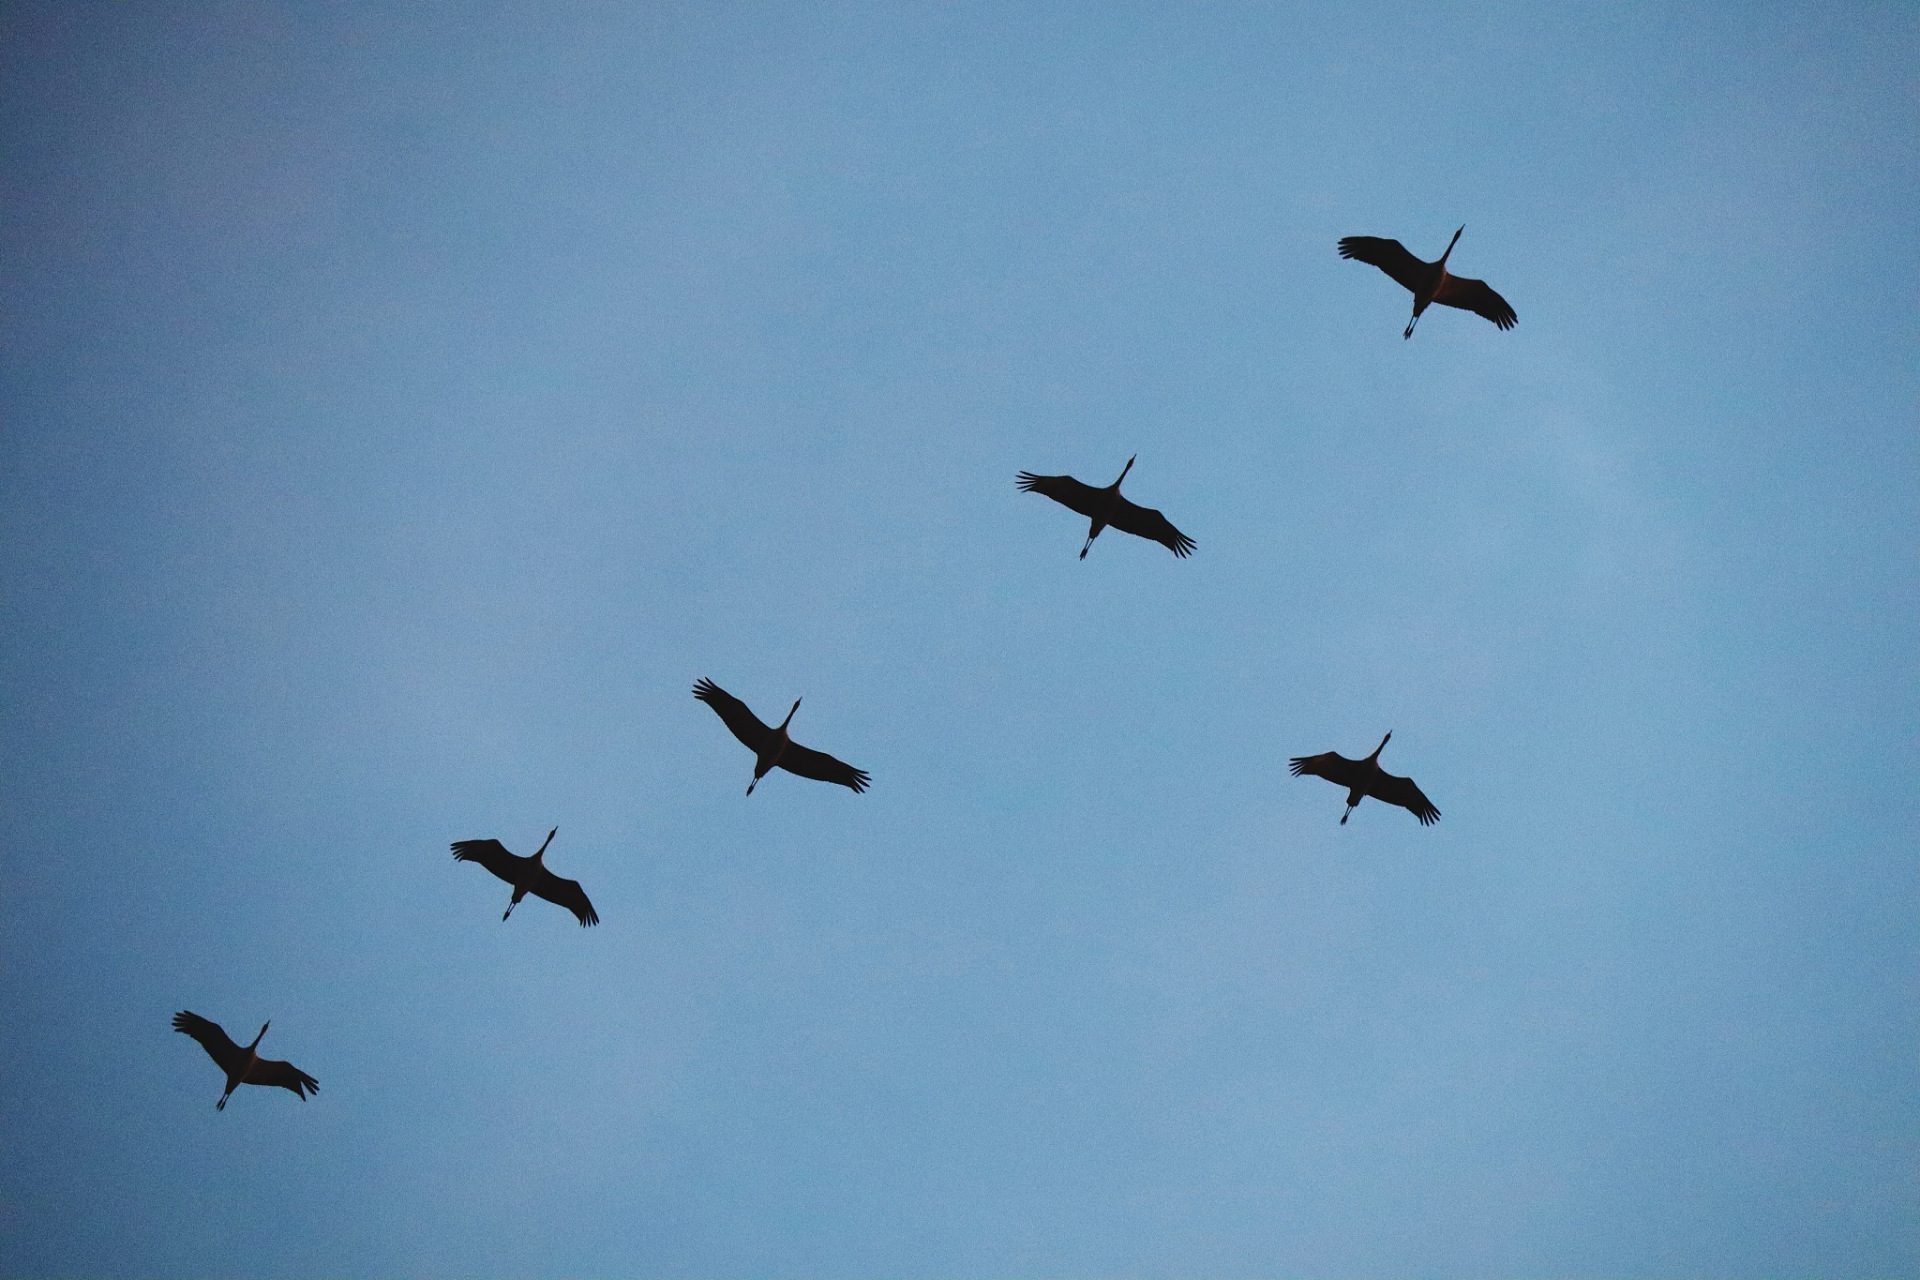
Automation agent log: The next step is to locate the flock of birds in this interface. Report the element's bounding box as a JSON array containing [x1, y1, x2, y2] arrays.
[[175, 228, 1508, 1108]]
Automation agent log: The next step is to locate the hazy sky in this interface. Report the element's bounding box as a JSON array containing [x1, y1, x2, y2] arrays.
[[2, 3, 1915, 1277]]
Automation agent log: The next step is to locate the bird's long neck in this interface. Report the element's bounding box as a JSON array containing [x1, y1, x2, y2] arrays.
[[1368, 732, 1391, 762], [533, 827, 557, 861], [777, 699, 801, 738], [1111, 455, 1136, 489], [248, 1023, 268, 1056], [1437, 226, 1463, 273]]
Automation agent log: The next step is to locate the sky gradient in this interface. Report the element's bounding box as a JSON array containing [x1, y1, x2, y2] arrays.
[[3, 2, 1916, 1276]]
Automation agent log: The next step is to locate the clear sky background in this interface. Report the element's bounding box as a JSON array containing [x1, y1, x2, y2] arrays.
[[2, 3, 1915, 1277]]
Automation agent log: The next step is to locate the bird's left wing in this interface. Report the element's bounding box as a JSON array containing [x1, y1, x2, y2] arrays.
[[1016, 472, 1106, 519], [1337, 236, 1427, 292], [533, 871, 600, 927], [1372, 772, 1441, 825], [778, 742, 871, 793], [1432, 274, 1517, 330], [249, 1057, 319, 1099], [1288, 751, 1363, 788], [451, 839, 521, 882], [693, 678, 775, 753], [1107, 497, 1196, 558], [173, 1011, 248, 1074]]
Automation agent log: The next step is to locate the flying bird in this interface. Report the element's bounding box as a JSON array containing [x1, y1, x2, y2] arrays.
[[693, 678, 870, 795], [1016, 456, 1196, 559], [451, 827, 599, 926], [1289, 732, 1440, 826], [172, 1011, 318, 1111], [1338, 227, 1516, 338]]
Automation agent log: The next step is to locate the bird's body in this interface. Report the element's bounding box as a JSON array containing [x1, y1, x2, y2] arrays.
[[172, 1011, 318, 1110], [1289, 732, 1440, 826], [1016, 456, 1196, 559], [694, 678, 870, 794], [1338, 228, 1516, 338], [451, 828, 599, 926]]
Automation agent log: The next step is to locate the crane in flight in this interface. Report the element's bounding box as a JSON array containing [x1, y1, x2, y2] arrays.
[[172, 1011, 318, 1110], [451, 828, 599, 926], [1016, 456, 1196, 560], [1289, 732, 1440, 826], [1338, 227, 1516, 338], [694, 678, 870, 794]]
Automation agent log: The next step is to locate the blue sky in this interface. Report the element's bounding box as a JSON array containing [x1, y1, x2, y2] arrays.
[[2, 2, 1915, 1276]]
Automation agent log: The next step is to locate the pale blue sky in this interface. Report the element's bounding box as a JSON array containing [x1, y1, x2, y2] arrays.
[[2, 3, 1916, 1276]]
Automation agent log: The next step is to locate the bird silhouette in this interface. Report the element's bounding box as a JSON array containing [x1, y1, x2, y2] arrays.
[[451, 828, 599, 926], [1016, 456, 1196, 559], [694, 678, 870, 794], [1289, 732, 1440, 825], [172, 1011, 318, 1110], [1338, 228, 1516, 338]]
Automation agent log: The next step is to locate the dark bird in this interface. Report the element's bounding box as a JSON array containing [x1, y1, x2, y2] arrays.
[[1338, 227, 1516, 338], [451, 827, 599, 926], [1289, 732, 1440, 826], [172, 1011, 318, 1110], [1016, 456, 1196, 560], [694, 678, 870, 795]]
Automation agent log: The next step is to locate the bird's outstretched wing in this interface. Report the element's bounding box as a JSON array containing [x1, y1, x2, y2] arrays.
[[533, 870, 600, 927], [1288, 751, 1365, 789], [1107, 497, 1196, 558], [1433, 274, 1516, 330], [1370, 772, 1441, 825], [693, 678, 775, 753], [248, 1057, 319, 1099], [451, 839, 523, 884], [779, 742, 871, 793], [173, 1011, 248, 1075], [1016, 472, 1106, 519], [1338, 236, 1427, 293]]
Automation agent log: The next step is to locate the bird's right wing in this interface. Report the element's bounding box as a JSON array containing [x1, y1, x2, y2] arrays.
[[1288, 751, 1364, 788], [450, 839, 522, 882], [1432, 274, 1517, 330], [1337, 236, 1427, 293], [533, 871, 600, 927], [1107, 498, 1197, 558], [693, 678, 775, 752], [1372, 772, 1441, 825], [1016, 472, 1106, 519], [249, 1057, 319, 1099], [778, 742, 871, 793], [173, 1011, 248, 1074]]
